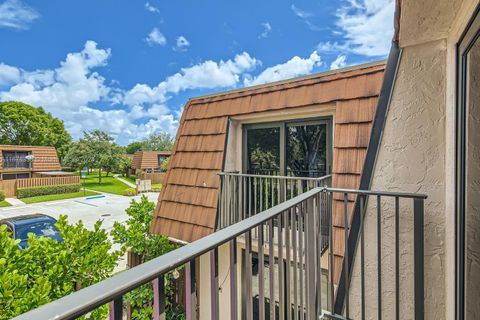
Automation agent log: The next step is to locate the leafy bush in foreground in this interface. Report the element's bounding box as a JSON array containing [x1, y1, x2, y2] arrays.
[[0, 216, 121, 320], [111, 195, 183, 320]]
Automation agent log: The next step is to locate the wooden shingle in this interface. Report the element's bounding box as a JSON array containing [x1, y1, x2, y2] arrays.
[[152, 61, 386, 243], [0, 145, 61, 172]]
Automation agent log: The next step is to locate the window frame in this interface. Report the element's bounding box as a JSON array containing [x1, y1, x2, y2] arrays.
[[242, 117, 333, 177], [456, 4, 480, 319]]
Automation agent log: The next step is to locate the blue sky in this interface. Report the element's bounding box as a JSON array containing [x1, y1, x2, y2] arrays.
[[0, 0, 394, 145]]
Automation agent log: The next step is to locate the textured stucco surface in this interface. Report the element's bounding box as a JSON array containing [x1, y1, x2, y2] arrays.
[[348, 40, 447, 319], [466, 38, 480, 319], [399, 0, 463, 47]]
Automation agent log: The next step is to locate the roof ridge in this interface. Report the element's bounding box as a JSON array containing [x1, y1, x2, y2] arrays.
[[0, 145, 57, 149], [189, 60, 386, 102]]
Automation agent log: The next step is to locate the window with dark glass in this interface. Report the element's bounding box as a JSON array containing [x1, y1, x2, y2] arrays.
[[2, 151, 31, 169], [246, 126, 281, 175], [287, 122, 328, 177], [244, 118, 331, 177]]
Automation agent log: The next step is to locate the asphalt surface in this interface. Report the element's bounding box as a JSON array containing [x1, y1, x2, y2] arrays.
[[0, 192, 160, 270]]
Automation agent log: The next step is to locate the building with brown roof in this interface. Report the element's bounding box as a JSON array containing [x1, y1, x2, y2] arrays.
[[14, 1, 480, 319], [0, 145, 63, 180], [151, 61, 385, 243], [131, 150, 171, 174]]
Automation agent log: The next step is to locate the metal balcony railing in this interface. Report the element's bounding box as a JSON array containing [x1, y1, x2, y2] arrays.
[[2, 158, 31, 169], [12, 187, 427, 320], [217, 172, 332, 229]]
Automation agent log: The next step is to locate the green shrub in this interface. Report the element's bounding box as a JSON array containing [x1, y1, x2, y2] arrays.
[[17, 184, 81, 199], [151, 184, 162, 192], [124, 187, 138, 196], [0, 216, 121, 319], [0, 190, 5, 202]]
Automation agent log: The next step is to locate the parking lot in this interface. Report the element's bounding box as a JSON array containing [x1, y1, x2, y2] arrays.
[[0, 192, 159, 231], [0, 192, 160, 270]]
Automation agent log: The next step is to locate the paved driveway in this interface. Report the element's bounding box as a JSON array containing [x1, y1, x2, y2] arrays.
[[0, 192, 160, 270], [0, 192, 159, 232]]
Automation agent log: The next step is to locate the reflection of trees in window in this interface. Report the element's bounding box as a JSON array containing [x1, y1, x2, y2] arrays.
[[247, 127, 280, 175], [287, 124, 327, 178]]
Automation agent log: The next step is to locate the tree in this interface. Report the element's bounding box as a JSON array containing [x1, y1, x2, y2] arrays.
[[0, 101, 72, 159], [160, 157, 170, 172], [83, 130, 124, 183], [0, 216, 121, 320], [111, 196, 182, 320], [62, 139, 94, 173], [119, 156, 133, 177], [126, 141, 144, 154], [140, 133, 174, 151]]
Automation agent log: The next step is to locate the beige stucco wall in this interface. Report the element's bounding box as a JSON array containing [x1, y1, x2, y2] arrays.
[[347, 1, 480, 319], [198, 242, 240, 320], [348, 39, 448, 320]]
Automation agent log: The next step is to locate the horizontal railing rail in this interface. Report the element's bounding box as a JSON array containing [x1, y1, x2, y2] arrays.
[[216, 172, 332, 229], [2, 159, 31, 169], [12, 187, 427, 320]]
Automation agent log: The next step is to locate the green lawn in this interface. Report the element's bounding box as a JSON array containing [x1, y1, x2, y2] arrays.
[[123, 175, 137, 184], [0, 200, 11, 207], [21, 190, 100, 204], [78, 172, 132, 195]]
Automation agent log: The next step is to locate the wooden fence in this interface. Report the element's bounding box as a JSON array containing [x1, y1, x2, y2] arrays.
[[16, 176, 80, 188], [137, 172, 166, 184], [0, 180, 16, 197], [0, 176, 80, 197]]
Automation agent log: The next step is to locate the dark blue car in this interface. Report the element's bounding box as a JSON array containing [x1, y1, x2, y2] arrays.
[[0, 214, 63, 249]]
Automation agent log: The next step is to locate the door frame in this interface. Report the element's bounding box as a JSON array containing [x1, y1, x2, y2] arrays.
[[456, 4, 480, 319], [242, 117, 333, 176]]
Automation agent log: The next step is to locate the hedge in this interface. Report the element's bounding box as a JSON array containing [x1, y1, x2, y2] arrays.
[[124, 188, 137, 197], [0, 190, 5, 202], [17, 184, 81, 199]]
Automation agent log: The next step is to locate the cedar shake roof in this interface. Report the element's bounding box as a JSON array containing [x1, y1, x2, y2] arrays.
[[132, 151, 171, 170], [0, 145, 61, 172], [152, 61, 386, 243]]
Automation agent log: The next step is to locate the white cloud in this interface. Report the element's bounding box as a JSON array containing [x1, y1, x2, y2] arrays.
[[145, 28, 167, 46], [0, 63, 21, 85], [124, 52, 259, 106], [244, 51, 321, 86], [0, 41, 132, 140], [174, 36, 190, 52], [0, 41, 111, 113], [317, 0, 394, 57], [291, 4, 322, 31], [291, 4, 312, 19], [0, 0, 39, 30], [0, 42, 263, 144], [144, 2, 159, 13], [258, 22, 272, 39], [330, 54, 347, 70]]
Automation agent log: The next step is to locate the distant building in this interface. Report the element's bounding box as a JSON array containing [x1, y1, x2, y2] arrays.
[[0, 145, 69, 180], [131, 150, 171, 174]]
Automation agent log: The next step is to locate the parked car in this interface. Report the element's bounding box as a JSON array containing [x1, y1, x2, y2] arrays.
[[0, 214, 63, 249]]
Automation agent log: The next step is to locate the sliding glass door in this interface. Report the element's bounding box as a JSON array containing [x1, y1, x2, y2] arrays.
[[244, 118, 332, 177], [245, 125, 281, 176], [287, 121, 329, 177], [457, 6, 480, 319]]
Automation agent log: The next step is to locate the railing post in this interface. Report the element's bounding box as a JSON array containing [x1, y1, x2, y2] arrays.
[[109, 297, 123, 320], [210, 249, 219, 320], [185, 260, 197, 320], [413, 198, 424, 320], [152, 275, 165, 320], [305, 197, 316, 320]]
